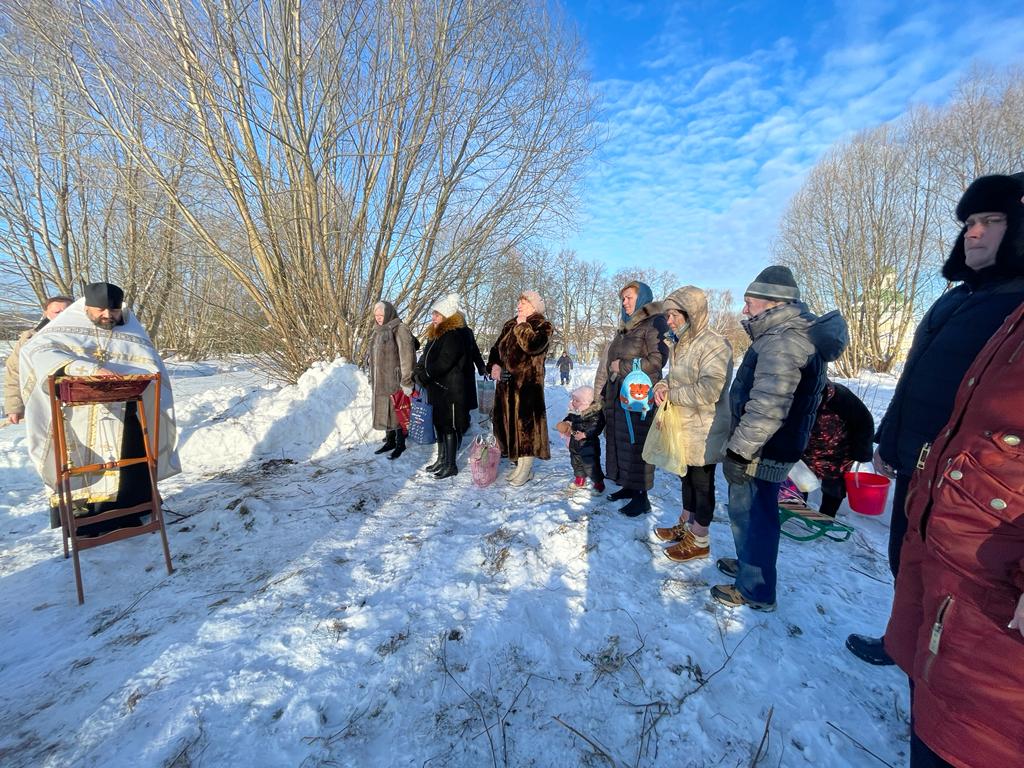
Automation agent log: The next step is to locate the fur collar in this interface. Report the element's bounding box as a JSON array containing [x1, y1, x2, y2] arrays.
[[573, 399, 602, 417], [426, 311, 466, 339], [621, 301, 663, 332]]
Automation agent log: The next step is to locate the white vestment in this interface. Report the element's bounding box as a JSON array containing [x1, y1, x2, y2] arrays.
[[19, 299, 181, 503]]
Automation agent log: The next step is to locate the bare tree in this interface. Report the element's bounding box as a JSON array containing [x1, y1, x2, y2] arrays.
[[7, 0, 596, 380]]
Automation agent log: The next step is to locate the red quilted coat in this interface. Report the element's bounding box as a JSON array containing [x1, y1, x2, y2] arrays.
[[885, 300, 1024, 767]]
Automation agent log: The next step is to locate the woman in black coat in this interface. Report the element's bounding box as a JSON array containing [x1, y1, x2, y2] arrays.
[[594, 280, 669, 515], [414, 294, 480, 479]]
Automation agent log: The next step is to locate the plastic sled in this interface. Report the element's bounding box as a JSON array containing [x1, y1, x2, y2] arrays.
[[778, 484, 853, 543]]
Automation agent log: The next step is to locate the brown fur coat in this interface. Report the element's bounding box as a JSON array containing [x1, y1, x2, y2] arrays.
[[487, 313, 552, 460]]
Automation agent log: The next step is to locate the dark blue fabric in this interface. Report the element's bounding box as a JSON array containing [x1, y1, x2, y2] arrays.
[[621, 281, 654, 324], [727, 477, 782, 604], [875, 277, 1024, 472]]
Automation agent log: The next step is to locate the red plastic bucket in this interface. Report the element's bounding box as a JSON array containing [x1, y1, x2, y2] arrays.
[[844, 471, 891, 516]]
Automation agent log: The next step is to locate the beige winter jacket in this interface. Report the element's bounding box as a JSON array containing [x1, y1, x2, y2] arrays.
[[3, 328, 34, 417], [652, 286, 733, 467]]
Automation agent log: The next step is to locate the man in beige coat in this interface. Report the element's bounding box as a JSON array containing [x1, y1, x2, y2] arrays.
[[650, 286, 733, 561], [3, 295, 73, 424]]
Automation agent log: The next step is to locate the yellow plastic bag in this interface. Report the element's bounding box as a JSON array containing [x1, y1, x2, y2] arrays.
[[642, 399, 688, 476]]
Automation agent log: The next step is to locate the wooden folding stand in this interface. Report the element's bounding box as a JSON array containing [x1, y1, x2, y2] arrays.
[[48, 373, 174, 604]]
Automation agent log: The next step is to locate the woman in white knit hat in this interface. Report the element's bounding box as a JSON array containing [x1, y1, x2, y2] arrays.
[[413, 293, 481, 479], [486, 290, 552, 485]]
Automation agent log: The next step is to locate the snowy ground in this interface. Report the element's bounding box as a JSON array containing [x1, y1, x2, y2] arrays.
[[0, 359, 910, 768]]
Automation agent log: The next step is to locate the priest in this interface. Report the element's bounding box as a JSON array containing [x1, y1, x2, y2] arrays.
[[19, 282, 180, 535]]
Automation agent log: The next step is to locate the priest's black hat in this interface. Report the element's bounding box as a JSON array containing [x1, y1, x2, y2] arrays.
[[84, 282, 124, 309]]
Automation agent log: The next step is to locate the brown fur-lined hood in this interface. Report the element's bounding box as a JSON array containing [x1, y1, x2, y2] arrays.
[[426, 311, 466, 340]]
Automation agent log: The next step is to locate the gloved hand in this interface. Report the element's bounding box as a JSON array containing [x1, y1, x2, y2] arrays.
[[413, 363, 428, 388], [722, 450, 752, 485], [402, 385, 413, 396]]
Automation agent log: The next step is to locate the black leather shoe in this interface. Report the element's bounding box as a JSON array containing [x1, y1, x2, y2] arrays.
[[607, 487, 634, 501], [845, 634, 895, 666]]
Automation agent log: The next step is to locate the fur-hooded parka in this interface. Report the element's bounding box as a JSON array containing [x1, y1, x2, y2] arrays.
[[652, 286, 733, 468], [487, 312, 552, 460], [370, 302, 417, 430]]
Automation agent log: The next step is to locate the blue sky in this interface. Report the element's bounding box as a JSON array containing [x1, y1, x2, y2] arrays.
[[555, 0, 1024, 298]]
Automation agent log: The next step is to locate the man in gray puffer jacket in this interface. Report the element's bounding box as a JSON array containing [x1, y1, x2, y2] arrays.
[[713, 266, 848, 611]]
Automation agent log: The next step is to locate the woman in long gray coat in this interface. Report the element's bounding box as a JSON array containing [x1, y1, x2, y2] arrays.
[[594, 280, 669, 515], [370, 301, 417, 459]]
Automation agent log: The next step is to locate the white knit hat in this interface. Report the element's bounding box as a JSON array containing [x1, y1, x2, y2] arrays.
[[431, 293, 460, 319], [520, 290, 545, 315]]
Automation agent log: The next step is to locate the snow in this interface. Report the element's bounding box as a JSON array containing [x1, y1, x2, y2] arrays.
[[0, 359, 910, 767]]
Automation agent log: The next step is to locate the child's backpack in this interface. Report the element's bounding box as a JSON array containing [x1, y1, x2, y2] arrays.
[[618, 358, 653, 443], [469, 433, 501, 487]]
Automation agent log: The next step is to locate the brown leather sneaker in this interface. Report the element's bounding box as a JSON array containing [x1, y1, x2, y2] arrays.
[[664, 532, 710, 562], [654, 522, 689, 542]]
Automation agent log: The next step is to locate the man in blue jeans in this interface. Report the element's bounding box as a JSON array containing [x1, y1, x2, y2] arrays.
[[713, 266, 847, 610]]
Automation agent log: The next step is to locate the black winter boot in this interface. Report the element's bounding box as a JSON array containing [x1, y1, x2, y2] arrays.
[[425, 438, 445, 472], [620, 491, 651, 517], [388, 429, 407, 460], [434, 431, 459, 479], [375, 430, 397, 454]]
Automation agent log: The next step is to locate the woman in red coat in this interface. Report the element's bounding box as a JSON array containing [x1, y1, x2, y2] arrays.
[[885, 299, 1024, 768]]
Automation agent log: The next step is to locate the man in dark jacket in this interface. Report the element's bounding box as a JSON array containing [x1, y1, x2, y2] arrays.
[[847, 172, 1024, 665], [713, 266, 848, 611], [556, 352, 573, 384]]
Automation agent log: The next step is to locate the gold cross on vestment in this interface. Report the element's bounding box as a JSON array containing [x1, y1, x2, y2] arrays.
[[92, 348, 110, 363]]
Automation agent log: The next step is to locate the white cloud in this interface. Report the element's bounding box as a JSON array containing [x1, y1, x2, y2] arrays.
[[553, 1, 1024, 298]]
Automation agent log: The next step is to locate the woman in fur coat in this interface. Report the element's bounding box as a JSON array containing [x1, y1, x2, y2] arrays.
[[370, 301, 417, 460], [414, 294, 480, 479], [594, 280, 669, 516], [488, 291, 552, 486]]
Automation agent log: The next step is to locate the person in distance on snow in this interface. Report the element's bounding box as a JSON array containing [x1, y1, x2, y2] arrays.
[[414, 294, 480, 480], [556, 351, 573, 385], [369, 301, 417, 460], [487, 291, 552, 487], [714, 266, 847, 612], [554, 385, 605, 495], [848, 172, 1024, 667]]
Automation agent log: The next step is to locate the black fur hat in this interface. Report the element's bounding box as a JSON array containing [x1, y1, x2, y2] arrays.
[[943, 173, 1024, 283]]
